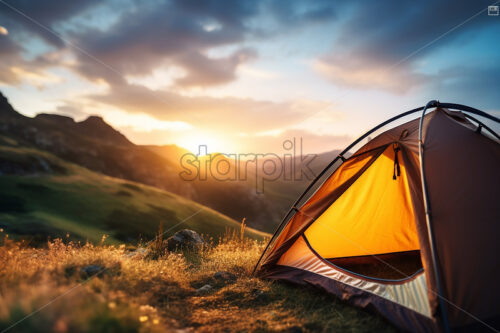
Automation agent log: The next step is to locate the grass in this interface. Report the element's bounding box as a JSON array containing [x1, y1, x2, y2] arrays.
[[0, 145, 267, 245], [0, 229, 395, 333]]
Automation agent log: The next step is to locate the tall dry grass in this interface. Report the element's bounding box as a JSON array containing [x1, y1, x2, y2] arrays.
[[0, 226, 393, 333]]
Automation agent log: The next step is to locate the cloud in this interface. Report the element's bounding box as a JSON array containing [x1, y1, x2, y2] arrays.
[[68, 0, 261, 88], [0, 34, 23, 84], [0, 0, 340, 90], [428, 66, 500, 110], [87, 82, 334, 134], [61, 0, 339, 89], [0, 0, 264, 88], [268, 0, 337, 25], [314, 1, 498, 93], [0, 33, 63, 86], [313, 57, 430, 94], [0, 0, 100, 47], [173, 48, 257, 87]]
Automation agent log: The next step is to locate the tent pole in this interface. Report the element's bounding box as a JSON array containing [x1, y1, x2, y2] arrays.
[[418, 100, 451, 333], [462, 114, 500, 140], [437, 102, 500, 124]]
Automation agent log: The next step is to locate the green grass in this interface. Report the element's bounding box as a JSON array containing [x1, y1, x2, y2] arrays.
[[0, 146, 268, 244]]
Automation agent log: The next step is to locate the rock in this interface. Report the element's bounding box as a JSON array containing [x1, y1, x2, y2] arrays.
[[166, 229, 205, 252], [81, 265, 104, 278], [124, 247, 149, 259], [196, 284, 212, 294], [213, 271, 236, 281]]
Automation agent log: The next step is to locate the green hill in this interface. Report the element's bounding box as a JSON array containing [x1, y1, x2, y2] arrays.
[[0, 141, 268, 245]]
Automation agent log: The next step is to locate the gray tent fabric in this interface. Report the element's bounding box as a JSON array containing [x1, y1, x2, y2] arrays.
[[424, 110, 500, 330]]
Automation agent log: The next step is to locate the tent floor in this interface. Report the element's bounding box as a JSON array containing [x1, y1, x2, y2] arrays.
[[327, 250, 423, 280]]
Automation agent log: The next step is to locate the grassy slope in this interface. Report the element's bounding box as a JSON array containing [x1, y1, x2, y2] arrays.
[[0, 235, 394, 333], [0, 145, 267, 244]]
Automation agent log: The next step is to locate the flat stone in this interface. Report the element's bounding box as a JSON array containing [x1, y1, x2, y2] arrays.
[[80, 265, 104, 277], [196, 284, 213, 294], [213, 271, 236, 281]]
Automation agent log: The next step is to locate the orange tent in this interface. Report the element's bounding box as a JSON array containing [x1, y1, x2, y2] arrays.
[[254, 101, 500, 332]]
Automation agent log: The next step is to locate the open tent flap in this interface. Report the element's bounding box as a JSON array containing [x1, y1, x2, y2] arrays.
[[301, 144, 422, 279], [261, 147, 386, 269]]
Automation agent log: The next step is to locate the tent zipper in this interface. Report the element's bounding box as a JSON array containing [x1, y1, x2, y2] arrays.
[[393, 143, 401, 180]]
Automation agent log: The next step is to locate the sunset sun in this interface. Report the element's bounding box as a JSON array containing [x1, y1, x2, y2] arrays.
[[176, 132, 231, 155]]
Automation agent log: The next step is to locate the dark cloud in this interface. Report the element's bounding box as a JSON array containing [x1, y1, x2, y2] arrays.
[[0, 0, 100, 47], [268, 0, 337, 25], [174, 48, 257, 87], [174, 0, 259, 30], [339, 1, 496, 61], [0, 0, 336, 89], [69, 0, 260, 87], [0, 0, 263, 88]]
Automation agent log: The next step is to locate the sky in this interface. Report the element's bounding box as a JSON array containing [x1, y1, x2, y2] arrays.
[[0, 0, 499, 154]]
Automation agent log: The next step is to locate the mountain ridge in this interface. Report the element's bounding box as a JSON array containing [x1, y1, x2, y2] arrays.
[[0, 91, 342, 231]]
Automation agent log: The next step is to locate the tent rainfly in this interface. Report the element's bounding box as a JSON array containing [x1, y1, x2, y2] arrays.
[[253, 101, 500, 332]]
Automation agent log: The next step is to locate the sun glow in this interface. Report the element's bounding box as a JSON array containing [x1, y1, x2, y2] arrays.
[[176, 132, 233, 155]]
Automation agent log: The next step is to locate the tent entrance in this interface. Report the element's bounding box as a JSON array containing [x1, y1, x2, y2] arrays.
[[326, 250, 423, 280], [303, 145, 423, 281]]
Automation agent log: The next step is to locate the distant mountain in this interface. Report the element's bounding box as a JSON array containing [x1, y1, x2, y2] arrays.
[[0, 91, 343, 232], [0, 92, 193, 197]]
